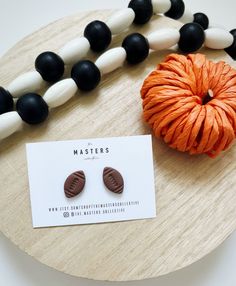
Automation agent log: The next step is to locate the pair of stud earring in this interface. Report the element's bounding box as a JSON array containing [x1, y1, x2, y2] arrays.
[[64, 167, 124, 198]]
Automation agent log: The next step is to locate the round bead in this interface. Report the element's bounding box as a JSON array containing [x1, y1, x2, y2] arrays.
[[178, 23, 205, 53], [0, 87, 14, 115], [128, 0, 153, 24], [230, 29, 236, 38], [225, 29, 236, 60], [122, 33, 149, 64], [84, 21, 112, 52], [164, 0, 185, 20], [16, 93, 49, 125], [35, 52, 65, 83], [193, 13, 209, 30], [71, 60, 101, 91]]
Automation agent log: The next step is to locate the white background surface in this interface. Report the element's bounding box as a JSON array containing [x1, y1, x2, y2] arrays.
[[0, 0, 235, 285]]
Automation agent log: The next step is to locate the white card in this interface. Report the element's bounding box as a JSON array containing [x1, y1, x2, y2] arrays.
[[26, 135, 156, 228]]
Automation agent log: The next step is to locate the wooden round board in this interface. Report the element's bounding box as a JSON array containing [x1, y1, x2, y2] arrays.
[[0, 10, 236, 282]]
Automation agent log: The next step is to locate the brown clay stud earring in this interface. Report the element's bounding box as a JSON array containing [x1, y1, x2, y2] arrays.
[[64, 171, 86, 198], [103, 167, 124, 194]]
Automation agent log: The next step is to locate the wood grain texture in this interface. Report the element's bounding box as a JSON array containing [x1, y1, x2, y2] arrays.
[[0, 10, 236, 281]]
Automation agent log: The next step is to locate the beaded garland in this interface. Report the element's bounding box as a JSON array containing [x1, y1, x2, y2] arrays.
[[1, 0, 210, 98], [0, 0, 235, 141]]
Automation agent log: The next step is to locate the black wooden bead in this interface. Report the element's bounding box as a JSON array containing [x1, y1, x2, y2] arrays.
[[225, 29, 236, 60], [0, 87, 14, 115], [193, 13, 209, 30], [165, 0, 185, 20], [71, 60, 101, 91], [178, 23, 205, 53], [230, 29, 236, 38], [35, 51, 65, 83], [84, 21, 112, 52], [16, 93, 49, 125], [128, 0, 153, 25], [122, 33, 149, 64]]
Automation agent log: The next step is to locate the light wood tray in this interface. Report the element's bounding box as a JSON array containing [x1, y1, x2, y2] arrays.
[[0, 10, 236, 282]]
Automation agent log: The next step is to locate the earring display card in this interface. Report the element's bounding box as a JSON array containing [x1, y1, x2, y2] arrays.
[[26, 135, 156, 228]]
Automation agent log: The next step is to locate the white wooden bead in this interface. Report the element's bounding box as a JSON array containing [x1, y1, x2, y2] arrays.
[[147, 29, 180, 50], [0, 111, 23, 140], [43, 78, 78, 108], [205, 28, 234, 49], [95, 47, 127, 75], [152, 0, 171, 14], [7, 71, 43, 98], [58, 37, 90, 65], [179, 8, 194, 24], [107, 8, 135, 35]]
